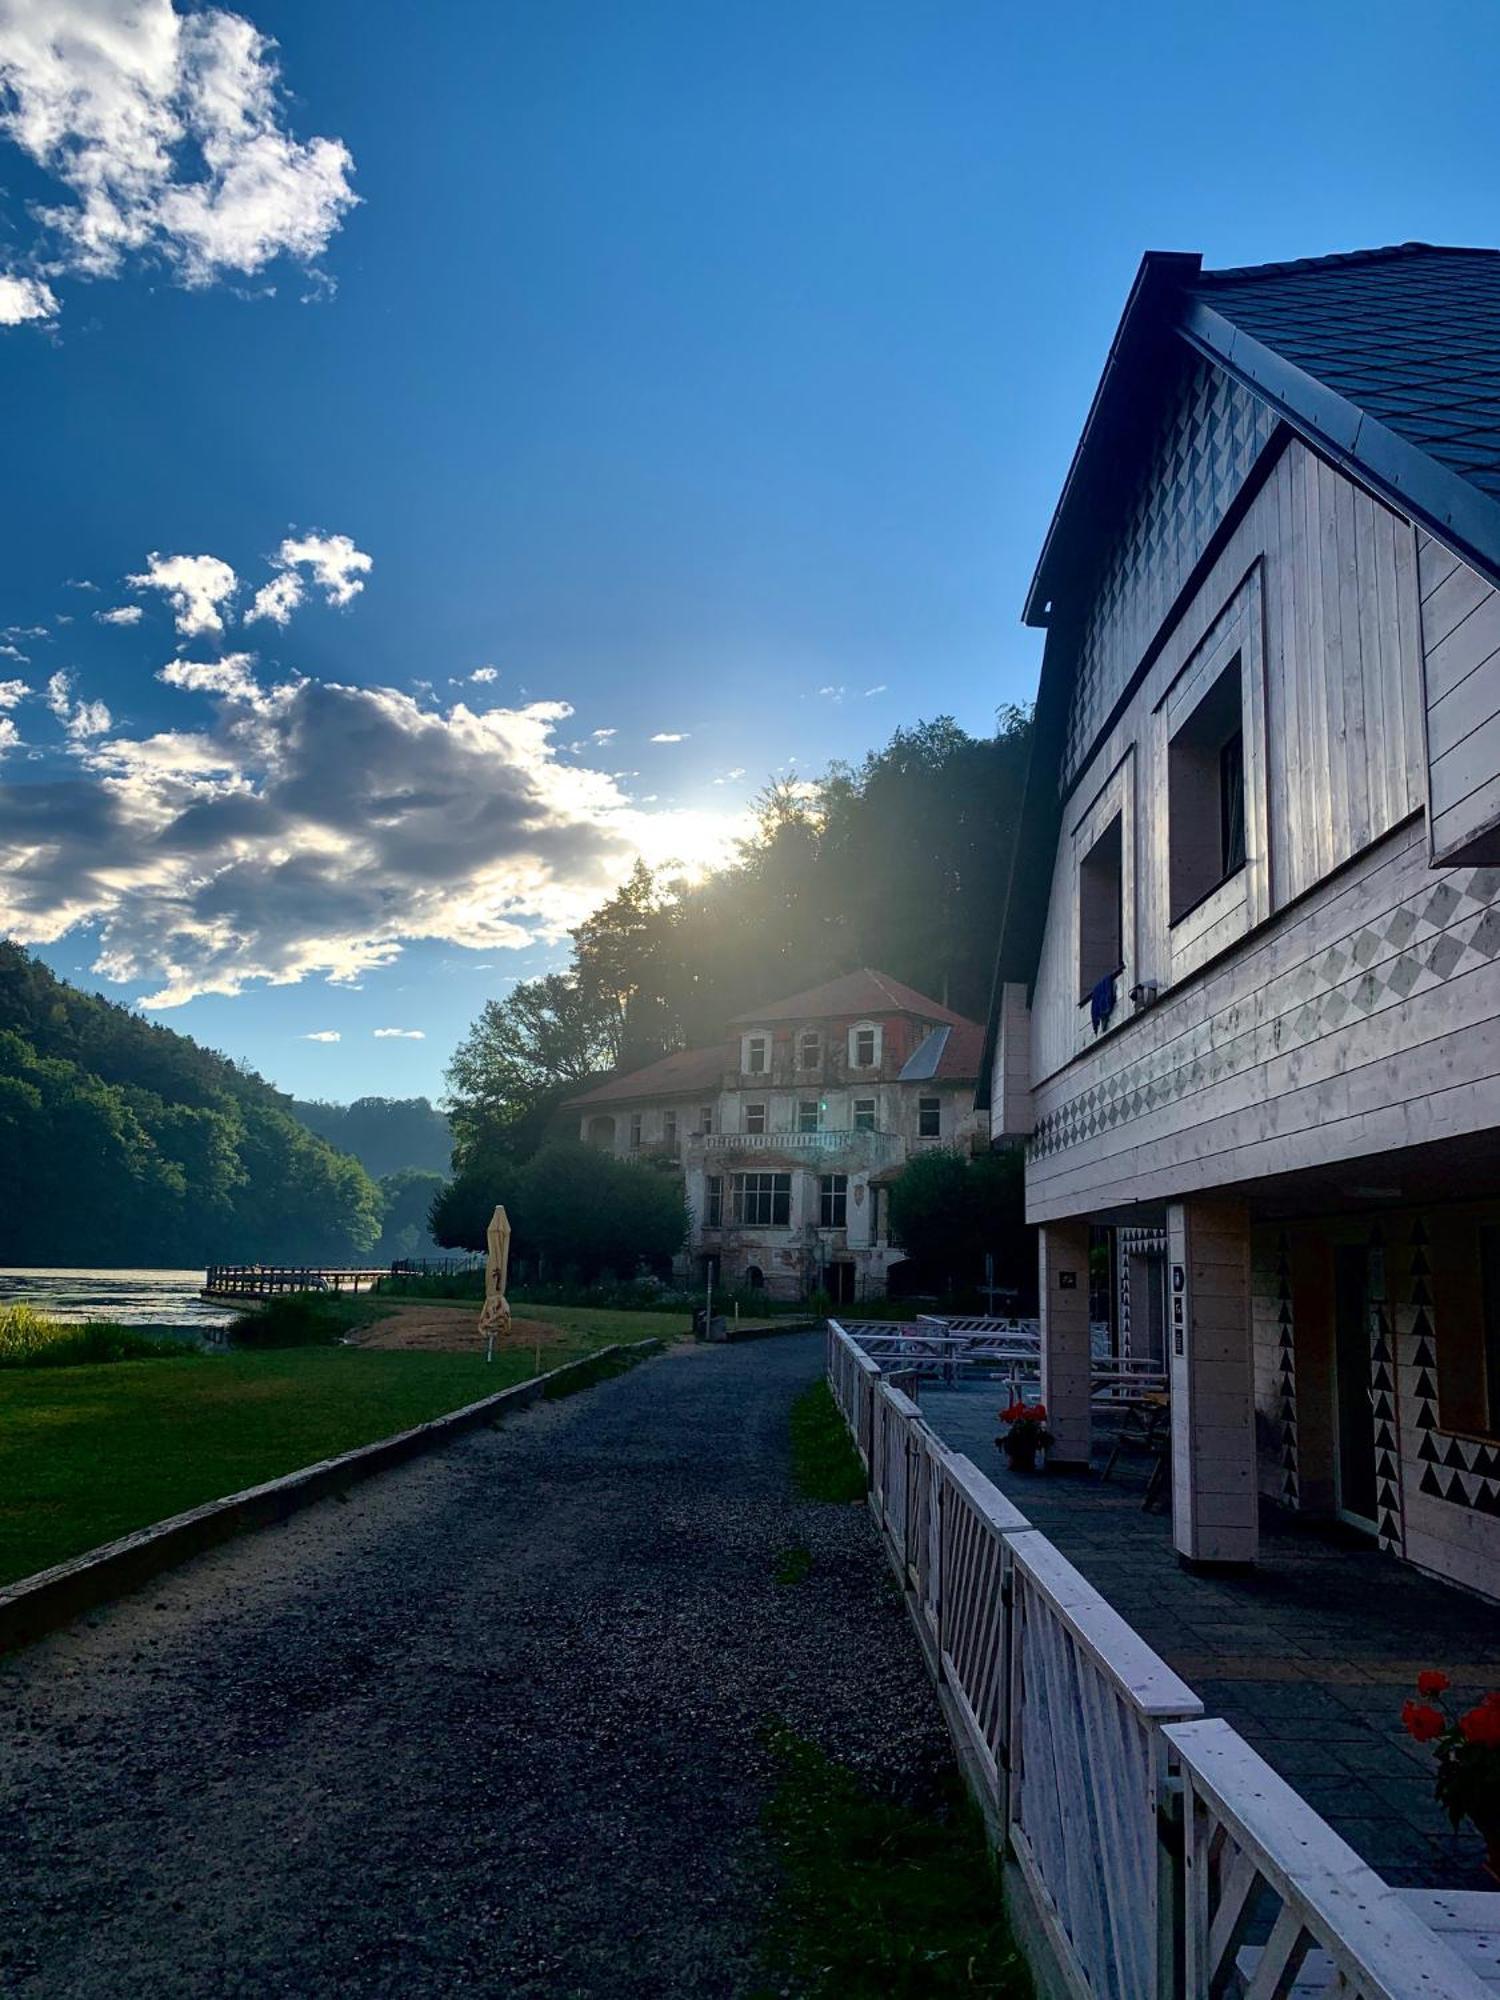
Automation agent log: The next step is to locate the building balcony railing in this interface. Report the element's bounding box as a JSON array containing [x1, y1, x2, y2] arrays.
[[691, 1129, 904, 1166]]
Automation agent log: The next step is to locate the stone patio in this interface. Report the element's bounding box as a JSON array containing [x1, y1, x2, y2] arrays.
[[920, 1383, 1500, 1891]]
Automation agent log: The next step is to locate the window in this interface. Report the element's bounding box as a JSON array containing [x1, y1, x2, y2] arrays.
[[744, 1034, 769, 1075], [1169, 655, 1246, 922], [798, 1029, 821, 1068], [663, 1109, 677, 1145], [629, 1112, 642, 1149], [851, 1024, 879, 1068], [700, 1105, 714, 1135], [819, 1174, 848, 1227], [706, 1177, 723, 1227], [853, 1098, 876, 1132], [918, 1096, 941, 1138], [1078, 812, 1123, 1002], [734, 1172, 791, 1226], [745, 1102, 766, 1134], [797, 1099, 820, 1134]]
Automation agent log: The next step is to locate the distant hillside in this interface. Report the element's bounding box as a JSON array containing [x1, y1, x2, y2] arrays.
[[0, 944, 383, 1266], [292, 1096, 452, 1179]]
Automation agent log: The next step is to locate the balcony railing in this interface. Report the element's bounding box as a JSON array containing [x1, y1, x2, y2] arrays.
[[692, 1128, 904, 1164]]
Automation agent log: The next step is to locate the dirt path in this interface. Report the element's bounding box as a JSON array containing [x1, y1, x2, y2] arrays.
[[0, 1335, 949, 1997], [345, 1299, 563, 1354]]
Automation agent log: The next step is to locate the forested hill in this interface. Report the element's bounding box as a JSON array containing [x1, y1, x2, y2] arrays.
[[292, 1096, 451, 1179], [0, 944, 382, 1267]]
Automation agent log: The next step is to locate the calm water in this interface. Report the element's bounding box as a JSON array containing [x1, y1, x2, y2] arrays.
[[0, 1268, 235, 1331]]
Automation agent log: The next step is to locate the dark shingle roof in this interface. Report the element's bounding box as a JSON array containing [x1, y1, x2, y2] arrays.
[[1193, 244, 1500, 503], [566, 1044, 730, 1108], [727, 968, 973, 1028]]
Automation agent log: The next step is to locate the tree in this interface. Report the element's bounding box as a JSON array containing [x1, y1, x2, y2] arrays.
[[444, 971, 623, 1169], [887, 1147, 1031, 1299], [374, 1169, 447, 1259], [430, 1142, 688, 1278], [293, 1097, 452, 1178]]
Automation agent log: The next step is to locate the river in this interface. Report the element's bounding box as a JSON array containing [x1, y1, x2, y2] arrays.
[[0, 1268, 234, 1331]]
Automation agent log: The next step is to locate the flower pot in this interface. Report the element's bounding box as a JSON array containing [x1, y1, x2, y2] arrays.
[[1003, 1436, 1039, 1473]]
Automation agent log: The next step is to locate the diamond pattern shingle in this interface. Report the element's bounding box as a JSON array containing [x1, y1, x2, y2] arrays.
[[1195, 245, 1500, 501]]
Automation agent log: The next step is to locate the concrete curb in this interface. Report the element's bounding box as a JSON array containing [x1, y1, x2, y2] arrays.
[[0, 1337, 664, 1659]]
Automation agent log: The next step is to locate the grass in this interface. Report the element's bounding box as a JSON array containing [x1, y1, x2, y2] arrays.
[[789, 1380, 868, 1502], [758, 1727, 1031, 1998], [0, 1306, 669, 1588], [772, 1541, 813, 1586], [0, 1304, 197, 1370]]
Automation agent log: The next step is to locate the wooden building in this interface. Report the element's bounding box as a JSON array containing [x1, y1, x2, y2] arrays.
[[568, 968, 985, 1301], [979, 244, 1500, 1595]]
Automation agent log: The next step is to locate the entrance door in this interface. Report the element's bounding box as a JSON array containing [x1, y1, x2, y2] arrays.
[[1333, 1245, 1378, 1530], [1128, 1251, 1166, 1366]]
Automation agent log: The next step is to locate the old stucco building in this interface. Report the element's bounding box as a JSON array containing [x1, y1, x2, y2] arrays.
[[981, 244, 1500, 1598], [569, 969, 984, 1301]]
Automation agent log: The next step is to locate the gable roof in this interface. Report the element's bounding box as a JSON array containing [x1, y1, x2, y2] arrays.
[[566, 1043, 730, 1108], [727, 967, 972, 1027], [980, 241, 1500, 1107]]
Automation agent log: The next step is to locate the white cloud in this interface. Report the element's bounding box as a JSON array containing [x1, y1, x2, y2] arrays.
[[0, 0, 358, 315], [65, 578, 98, 591], [0, 680, 28, 706], [44, 669, 111, 740], [863, 684, 887, 696], [0, 718, 19, 755], [157, 651, 267, 706], [817, 685, 846, 701], [650, 731, 688, 743], [128, 551, 238, 636], [591, 726, 615, 741], [0, 644, 28, 662], [95, 604, 143, 626], [711, 767, 746, 785], [0, 675, 752, 1006], [248, 530, 371, 623], [372, 1027, 424, 1039], [0, 271, 57, 324], [470, 665, 498, 684], [302, 1029, 340, 1043]]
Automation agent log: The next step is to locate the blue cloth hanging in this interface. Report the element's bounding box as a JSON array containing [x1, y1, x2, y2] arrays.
[[1089, 971, 1117, 1035]]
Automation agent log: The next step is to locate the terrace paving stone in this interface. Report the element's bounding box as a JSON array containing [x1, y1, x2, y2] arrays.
[[921, 1382, 1500, 1890]]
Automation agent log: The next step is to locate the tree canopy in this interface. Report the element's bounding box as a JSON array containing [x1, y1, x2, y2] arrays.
[[430, 1141, 688, 1279], [293, 1095, 452, 1179], [0, 943, 382, 1266], [887, 1146, 1032, 1301], [443, 710, 1030, 1171]]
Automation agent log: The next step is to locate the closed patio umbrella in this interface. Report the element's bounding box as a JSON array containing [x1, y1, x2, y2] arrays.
[[477, 1204, 512, 1362]]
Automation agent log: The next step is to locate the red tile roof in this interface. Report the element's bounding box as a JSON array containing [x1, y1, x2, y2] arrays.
[[727, 967, 976, 1028], [566, 1043, 731, 1108]]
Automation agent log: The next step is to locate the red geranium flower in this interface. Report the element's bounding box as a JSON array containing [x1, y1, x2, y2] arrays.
[[1460, 1704, 1500, 1749], [1402, 1700, 1446, 1744], [1417, 1670, 1450, 1697]]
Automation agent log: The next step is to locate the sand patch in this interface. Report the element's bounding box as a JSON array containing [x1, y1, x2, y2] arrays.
[[348, 1303, 564, 1356]]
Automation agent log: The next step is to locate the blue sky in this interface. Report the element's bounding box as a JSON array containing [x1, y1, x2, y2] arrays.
[[2, 0, 1498, 1102]]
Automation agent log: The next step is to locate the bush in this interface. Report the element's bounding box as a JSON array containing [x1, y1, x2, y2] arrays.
[[229, 1296, 345, 1349], [0, 1304, 195, 1369], [429, 1141, 689, 1280]]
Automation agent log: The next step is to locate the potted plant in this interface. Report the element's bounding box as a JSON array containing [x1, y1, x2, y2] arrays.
[[1401, 1671, 1500, 1877], [997, 1400, 1054, 1472]]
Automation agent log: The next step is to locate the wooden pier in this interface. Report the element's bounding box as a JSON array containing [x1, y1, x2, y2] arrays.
[[203, 1265, 390, 1303]]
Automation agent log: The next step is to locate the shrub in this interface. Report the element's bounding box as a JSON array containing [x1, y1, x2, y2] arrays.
[[0, 1304, 194, 1369], [229, 1295, 345, 1349]]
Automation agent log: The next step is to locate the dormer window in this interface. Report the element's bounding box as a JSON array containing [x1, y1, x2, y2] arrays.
[[797, 1029, 821, 1068], [849, 1023, 881, 1069], [743, 1033, 769, 1075]]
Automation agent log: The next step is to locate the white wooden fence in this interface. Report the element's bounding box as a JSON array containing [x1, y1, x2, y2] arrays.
[[824, 1320, 1494, 2000]]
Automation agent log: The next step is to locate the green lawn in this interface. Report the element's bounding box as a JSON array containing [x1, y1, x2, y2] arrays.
[[0, 1309, 676, 1589]]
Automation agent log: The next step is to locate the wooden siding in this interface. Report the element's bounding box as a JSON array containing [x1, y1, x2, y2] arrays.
[[1030, 438, 1428, 1094], [1420, 531, 1500, 865], [991, 981, 1034, 1137], [1026, 817, 1500, 1222]]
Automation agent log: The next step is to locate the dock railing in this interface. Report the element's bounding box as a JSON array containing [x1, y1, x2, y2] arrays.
[[203, 1265, 389, 1300], [824, 1318, 1492, 2000]]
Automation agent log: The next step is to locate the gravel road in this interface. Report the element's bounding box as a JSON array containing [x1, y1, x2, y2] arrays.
[[1, 1335, 951, 1998]]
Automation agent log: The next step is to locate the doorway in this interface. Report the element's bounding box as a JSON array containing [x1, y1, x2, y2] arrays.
[[1128, 1250, 1167, 1367], [825, 1261, 855, 1305], [1333, 1245, 1378, 1531]]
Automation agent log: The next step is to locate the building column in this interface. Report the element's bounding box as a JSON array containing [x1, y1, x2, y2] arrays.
[[1167, 1197, 1258, 1566], [1040, 1220, 1093, 1469]]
